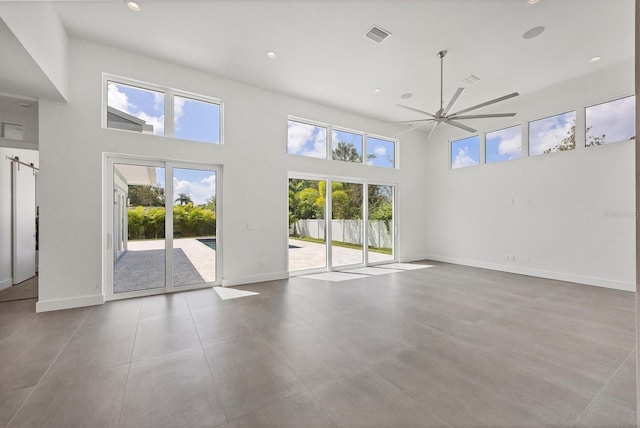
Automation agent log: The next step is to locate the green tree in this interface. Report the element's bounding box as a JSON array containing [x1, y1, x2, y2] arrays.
[[295, 187, 322, 219], [203, 196, 216, 212], [128, 185, 165, 207], [544, 121, 576, 154], [332, 141, 362, 162], [145, 207, 165, 239], [331, 190, 350, 219], [586, 125, 607, 147], [127, 206, 147, 239], [186, 206, 216, 236], [175, 193, 193, 205]]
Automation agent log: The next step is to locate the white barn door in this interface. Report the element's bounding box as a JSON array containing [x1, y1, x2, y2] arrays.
[[12, 162, 36, 284]]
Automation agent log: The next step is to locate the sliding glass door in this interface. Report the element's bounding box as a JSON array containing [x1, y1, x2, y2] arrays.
[[367, 184, 394, 264], [330, 181, 364, 269], [288, 175, 396, 273], [106, 157, 219, 299], [172, 167, 217, 287], [288, 178, 327, 272]]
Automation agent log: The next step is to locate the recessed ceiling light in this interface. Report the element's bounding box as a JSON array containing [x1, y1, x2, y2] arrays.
[[126, 1, 141, 11], [400, 93, 413, 99], [522, 26, 545, 39], [373, 88, 382, 93], [528, 0, 540, 4], [266, 51, 276, 59], [589, 56, 601, 63]]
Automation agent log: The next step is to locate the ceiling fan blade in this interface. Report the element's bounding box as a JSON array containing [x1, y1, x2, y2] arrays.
[[426, 122, 441, 141], [397, 104, 437, 118], [443, 88, 465, 115], [376, 119, 435, 126], [443, 119, 477, 133], [392, 122, 433, 138], [447, 113, 517, 120], [449, 92, 519, 116]]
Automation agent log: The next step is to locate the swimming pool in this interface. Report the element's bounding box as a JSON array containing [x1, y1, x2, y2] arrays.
[[197, 238, 216, 250]]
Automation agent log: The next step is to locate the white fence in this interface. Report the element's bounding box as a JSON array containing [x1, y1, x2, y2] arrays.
[[292, 219, 392, 248]]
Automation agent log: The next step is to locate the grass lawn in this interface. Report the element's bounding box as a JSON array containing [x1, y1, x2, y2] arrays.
[[290, 235, 392, 255]]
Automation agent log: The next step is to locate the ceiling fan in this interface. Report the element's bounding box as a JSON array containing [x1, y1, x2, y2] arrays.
[[388, 50, 519, 139]]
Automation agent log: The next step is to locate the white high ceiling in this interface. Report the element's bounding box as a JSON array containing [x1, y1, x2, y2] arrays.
[[14, 1, 640, 123]]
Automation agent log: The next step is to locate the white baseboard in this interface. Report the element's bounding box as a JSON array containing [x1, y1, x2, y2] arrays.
[[423, 254, 635, 292], [398, 254, 433, 263], [221, 271, 288, 287], [36, 293, 105, 313], [0, 277, 12, 291]]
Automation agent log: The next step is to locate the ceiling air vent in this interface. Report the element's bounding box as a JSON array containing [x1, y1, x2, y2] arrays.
[[364, 25, 391, 43]]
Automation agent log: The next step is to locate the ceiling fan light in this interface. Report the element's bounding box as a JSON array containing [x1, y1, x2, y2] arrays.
[[522, 26, 545, 39], [126, 1, 141, 11]]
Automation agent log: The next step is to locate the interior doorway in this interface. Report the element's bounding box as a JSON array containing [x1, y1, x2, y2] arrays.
[[105, 156, 220, 299], [0, 149, 39, 295]]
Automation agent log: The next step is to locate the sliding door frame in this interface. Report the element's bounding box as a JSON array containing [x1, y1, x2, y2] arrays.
[[287, 171, 398, 275], [103, 154, 222, 301]]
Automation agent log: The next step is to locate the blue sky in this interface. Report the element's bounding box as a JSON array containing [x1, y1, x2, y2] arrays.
[[154, 168, 216, 206], [486, 125, 522, 163], [451, 135, 480, 169], [174, 96, 220, 143], [529, 111, 575, 156], [586, 95, 635, 146], [366, 137, 395, 168], [108, 82, 220, 143]]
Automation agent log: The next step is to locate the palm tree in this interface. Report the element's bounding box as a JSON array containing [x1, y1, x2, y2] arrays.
[[174, 193, 193, 205]]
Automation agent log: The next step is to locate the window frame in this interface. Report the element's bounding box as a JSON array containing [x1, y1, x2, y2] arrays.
[[287, 115, 398, 169], [102, 73, 223, 144]]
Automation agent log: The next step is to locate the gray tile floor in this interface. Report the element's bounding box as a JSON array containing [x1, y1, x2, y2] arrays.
[[0, 261, 636, 427]]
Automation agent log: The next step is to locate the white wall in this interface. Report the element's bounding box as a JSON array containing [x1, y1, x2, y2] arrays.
[[0, 147, 38, 291], [424, 60, 635, 291], [36, 38, 427, 311], [0, 2, 69, 101]]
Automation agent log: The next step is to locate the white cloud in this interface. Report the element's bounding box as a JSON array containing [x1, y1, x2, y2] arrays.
[[498, 135, 522, 158], [174, 96, 186, 131], [530, 113, 575, 155], [586, 96, 635, 144], [173, 174, 215, 205], [107, 83, 131, 112], [374, 145, 388, 156], [452, 147, 478, 169], [107, 83, 165, 136], [137, 112, 165, 136], [287, 121, 326, 158]]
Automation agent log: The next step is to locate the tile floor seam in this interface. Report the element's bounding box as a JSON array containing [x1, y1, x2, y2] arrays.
[[232, 307, 344, 426], [115, 299, 143, 428], [188, 294, 236, 425], [469, 281, 576, 329], [4, 307, 92, 428], [569, 347, 637, 428]]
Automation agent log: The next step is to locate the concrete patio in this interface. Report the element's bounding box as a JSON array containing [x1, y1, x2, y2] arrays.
[[114, 238, 216, 293], [288, 238, 393, 272], [114, 237, 393, 293]]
